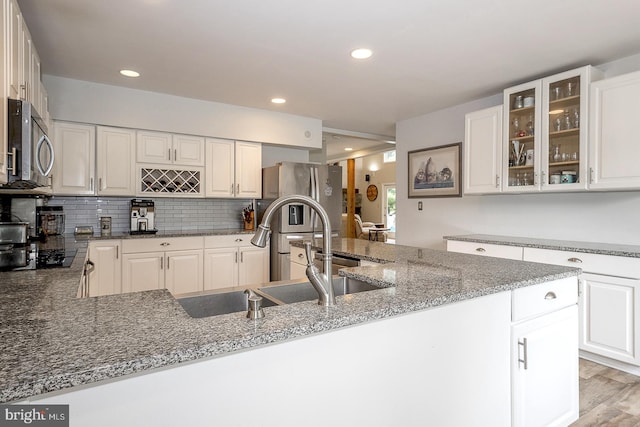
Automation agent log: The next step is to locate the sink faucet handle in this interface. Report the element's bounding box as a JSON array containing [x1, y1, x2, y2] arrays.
[[244, 289, 265, 319], [303, 241, 313, 267]]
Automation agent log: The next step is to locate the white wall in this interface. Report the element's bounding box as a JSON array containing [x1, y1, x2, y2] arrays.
[[396, 54, 640, 249], [43, 75, 322, 149]]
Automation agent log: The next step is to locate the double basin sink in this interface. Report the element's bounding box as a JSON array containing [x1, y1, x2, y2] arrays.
[[178, 276, 379, 318]]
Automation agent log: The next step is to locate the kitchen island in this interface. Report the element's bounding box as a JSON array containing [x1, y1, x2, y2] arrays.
[[0, 236, 580, 426]]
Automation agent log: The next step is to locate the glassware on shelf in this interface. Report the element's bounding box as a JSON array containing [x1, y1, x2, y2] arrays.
[[554, 116, 562, 132], [563, 111, 572, 130], [514, 95, 524, 109], [552, 146, 561, 162], [551, 86, 562, 100], [565, 81, 578, 97], [572, 109, 580, 129], [512, 117, 521, 136], [526, 114, 534, 136]]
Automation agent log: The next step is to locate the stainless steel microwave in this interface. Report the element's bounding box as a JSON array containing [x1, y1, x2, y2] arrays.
[[2, 99, 54, 191]]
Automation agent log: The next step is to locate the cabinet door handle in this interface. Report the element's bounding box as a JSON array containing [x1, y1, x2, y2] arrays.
[[160, 257, 163, 270], [544, 291, 557, 300], [168, 148, 171, 161], [518, 338, 528, 370], [533, 172, 538, 186], [235, 252, 238, 263], [10, 147, 17, 176], [589, 167, 594, 184], [99, 178, 103, 191], [540, 171, 545, 186], [475, 247, 486, 253], [167, 257, 170, 269], [495, 175, 500, 188], [116, 246, 119, 259], [240, 252, 244, 263], [174, 149, 177, 162], [567, 257, 582, 263], [298, 253, 304, 259], [160, 242, 170, 246], [90, 177, 94, 191], [237, 183, 240, 194], [231, 184, 234, 195]]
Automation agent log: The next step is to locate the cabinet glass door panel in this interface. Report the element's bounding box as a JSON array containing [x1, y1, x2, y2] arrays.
[[503, 81, 541, 192], [547, 76, 581, 186]]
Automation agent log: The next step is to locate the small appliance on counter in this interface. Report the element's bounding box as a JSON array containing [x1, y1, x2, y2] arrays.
[[130, 199, 157, 234], [0, 222, 35, 270], [37, 206, 65, 236]]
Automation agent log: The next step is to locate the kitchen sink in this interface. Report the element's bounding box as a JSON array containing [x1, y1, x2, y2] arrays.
[[178, 277, 379, 318], [258, 276, 378, 304], [177, 290, 279, 318]]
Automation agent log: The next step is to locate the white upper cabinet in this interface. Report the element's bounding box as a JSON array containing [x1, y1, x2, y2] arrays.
[[502, 66, 600, 193], [173, 134, 205, 166], [52, 122, 96, 195], [97, 126, 136, 196], [137, 131, 204, 166], [464, 105, 503, 194], [205, 139, 261, 198], [136, 131, 173, 164], [589, 70, 640, 190]]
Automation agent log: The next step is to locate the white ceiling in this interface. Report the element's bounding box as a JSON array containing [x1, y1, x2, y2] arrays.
[[17, 0, 640, 141]]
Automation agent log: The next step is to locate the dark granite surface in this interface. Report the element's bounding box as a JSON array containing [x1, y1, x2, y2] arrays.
[[443, 234, 640, 258], [0, 233, 579, 403]]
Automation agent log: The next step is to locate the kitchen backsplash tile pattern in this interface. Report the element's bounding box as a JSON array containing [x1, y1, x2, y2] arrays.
[[48, 197, 253, 234]]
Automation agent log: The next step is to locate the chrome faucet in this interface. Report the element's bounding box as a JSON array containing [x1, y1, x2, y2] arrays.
[[251, 195, 335, 306]]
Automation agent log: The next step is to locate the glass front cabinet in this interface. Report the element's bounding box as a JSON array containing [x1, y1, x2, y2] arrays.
[[502, 65, 602, 192]]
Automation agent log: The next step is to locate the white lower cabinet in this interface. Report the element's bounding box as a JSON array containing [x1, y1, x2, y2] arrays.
[[446, 240, 523, 260], [121, 237, 204, 296], [87, 240, 122, 297], [512, 305, 579, 427], [523, 246, 640, 367], [203, 235, 269, 290], [289, 245, 311, 280], [580, 273, 640, 365], [511, 278, 579, 427]]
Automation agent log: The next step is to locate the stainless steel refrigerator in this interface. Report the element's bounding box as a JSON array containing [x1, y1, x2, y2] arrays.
[[258, 162, 342, 281]]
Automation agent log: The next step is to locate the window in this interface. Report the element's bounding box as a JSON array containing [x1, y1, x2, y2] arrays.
[[383, 150, 396, 163]]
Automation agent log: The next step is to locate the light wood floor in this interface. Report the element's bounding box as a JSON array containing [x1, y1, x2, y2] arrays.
[[571, 359, 640, 426]]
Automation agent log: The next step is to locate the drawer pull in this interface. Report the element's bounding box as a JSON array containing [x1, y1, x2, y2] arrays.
[[160, 242, 170, 246], [544, 291, 557, 300], [475, 247, 486, 253], [235, 238, 243, 242], [567, 257, 582, 263]]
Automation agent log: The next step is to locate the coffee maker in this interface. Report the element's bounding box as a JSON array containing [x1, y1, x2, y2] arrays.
[[130, 199, 157, 234]]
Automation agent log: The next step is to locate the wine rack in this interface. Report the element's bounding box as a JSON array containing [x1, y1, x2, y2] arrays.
[[138, 166, 204, 197]]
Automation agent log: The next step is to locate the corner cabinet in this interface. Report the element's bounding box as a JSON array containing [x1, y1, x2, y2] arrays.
[[502, 65, 602, 193], [588, 70, 640, 190], [52, 122, 96, 195], [87, 240, 122, 297], [463, 105, 503, 194], [205, 139, 262, 198]]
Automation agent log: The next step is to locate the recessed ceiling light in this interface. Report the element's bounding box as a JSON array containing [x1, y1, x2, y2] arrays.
[[351, 48, 372, 59], [344, 147, 353, 151], [271, 98, 286, 104], [120, 69, 140, 78]]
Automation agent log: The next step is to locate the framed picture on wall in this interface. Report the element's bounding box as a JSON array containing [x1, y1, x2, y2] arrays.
[[408, 142, 462, 198]]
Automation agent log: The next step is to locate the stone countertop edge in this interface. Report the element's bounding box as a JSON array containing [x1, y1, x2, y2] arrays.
[[85, 228, 256, 240], [0, 237, 579, 403], [443, 234, 640, 258]]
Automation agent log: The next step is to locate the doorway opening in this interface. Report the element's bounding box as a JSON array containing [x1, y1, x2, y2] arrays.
[[381, 183, 396, 242]]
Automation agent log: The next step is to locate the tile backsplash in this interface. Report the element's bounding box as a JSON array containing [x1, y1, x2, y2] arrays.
[[48, 196, 254, 234]]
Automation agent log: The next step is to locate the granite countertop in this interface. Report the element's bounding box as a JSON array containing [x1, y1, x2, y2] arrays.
[[87, 228, 256, 240], [0, 236, 579, 403], [443, 234, 640, 258]]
